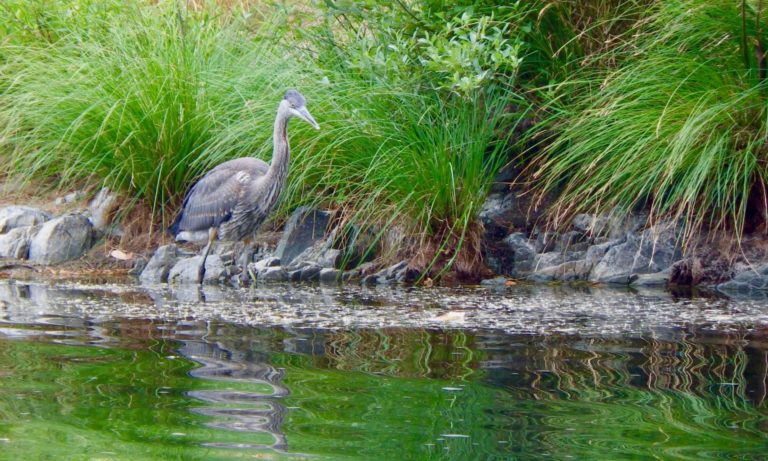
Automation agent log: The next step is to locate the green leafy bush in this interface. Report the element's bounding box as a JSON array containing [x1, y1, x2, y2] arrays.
[[311, 1, 526, 96]]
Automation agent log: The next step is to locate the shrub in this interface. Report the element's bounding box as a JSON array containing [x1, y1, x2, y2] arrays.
[[529, 0, 768, 240]]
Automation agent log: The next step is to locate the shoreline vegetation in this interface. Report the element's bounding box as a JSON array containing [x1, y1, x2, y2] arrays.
[[2, 0, 768, 286]]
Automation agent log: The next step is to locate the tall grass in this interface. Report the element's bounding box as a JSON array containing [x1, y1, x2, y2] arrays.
[[1, 0, 519, 278], [530, 0, 768, 241], [1, 2, 311, 223]]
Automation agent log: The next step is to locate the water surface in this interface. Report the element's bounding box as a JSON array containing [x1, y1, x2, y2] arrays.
[[0, 280, 766, 460]]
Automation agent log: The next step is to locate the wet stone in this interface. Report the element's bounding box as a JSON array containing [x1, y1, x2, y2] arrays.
[[319, 268, 340, 283]]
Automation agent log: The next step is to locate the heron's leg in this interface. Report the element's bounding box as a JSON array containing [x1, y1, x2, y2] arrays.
[[198, 227, 217, 283]]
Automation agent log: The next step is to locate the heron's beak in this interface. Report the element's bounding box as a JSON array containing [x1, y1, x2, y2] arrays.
[[296, 107, 320, 130]]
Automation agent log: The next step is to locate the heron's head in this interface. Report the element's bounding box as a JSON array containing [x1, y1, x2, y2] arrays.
[[283, 89, 319, 130]]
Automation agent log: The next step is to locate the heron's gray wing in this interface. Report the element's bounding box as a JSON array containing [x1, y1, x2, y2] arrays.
[[214, 157, 269, 177], [176, 163, 265, 232]]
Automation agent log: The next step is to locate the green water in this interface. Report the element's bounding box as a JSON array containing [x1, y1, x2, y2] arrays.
[[0, 281, 766, 460]]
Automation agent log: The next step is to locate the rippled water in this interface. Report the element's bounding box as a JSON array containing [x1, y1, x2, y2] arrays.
[[0, 280, 766, 460]]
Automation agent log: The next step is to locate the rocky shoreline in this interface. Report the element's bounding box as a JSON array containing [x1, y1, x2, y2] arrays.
[[2, 186, 768, 295]]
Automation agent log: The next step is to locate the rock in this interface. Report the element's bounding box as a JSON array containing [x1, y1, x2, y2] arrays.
[[631, 269, 671, 287], [140, 244, 192, 284], [572, 214, 600, 234], [480, 276, 508, 286], [528, 260, 592, 283], [251, 256, 281, 272], [0, 206, 50, 233], [28, 214, 93, 264], [585, 239, 623, 265], [168, 255, 226, 284], [533, 252, 564, 269], [317, 248, 341, 268], [275, 207, 332, 267], [342, 270, 360, 282], [319, 268, 340, 283], [505, 233, 536, 274], [534, 231, 558, 254], [298, 264, 321, 282], [54, 191, 85, 205], [87, 187, 119, 231], [717, 264, 768, 291], [590, 223, 681, 283], [554, 231, 589, 253], [0, 225, 40, 259], [485, 232, 536, 276], [571, 212, 646, 239], [259, 267, 289, 283], [479, 191, 541, 238]]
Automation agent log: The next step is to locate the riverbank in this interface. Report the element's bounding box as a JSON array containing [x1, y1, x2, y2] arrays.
[[2, 181, 768, 296]]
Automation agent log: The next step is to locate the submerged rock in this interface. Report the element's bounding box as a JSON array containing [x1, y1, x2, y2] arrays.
[[0, 206, 50, 233], [28, 214, 93, 264]]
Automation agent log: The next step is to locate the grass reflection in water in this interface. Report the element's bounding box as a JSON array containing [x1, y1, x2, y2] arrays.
[[0, 321, 766, 460]]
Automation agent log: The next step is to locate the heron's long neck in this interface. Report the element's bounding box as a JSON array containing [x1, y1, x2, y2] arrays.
[[264, 107, 291, 208]]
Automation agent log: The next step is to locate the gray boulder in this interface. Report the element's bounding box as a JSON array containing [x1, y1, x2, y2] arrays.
[[0, 225, 41, 259], [363, 261, 418, 285], [275, 207, 332, 267], [485, 232, 536, 276], [717, 264, 768, 291], [140, 244, 193, 284], [572, 212, 646, 240], [319, 268, 340, 283], [28, 214, 93, 264], [631, 269, 671, 287], [479, 191, 540, 237], [259, 266, 290, 283], [168, 255, 226, 284], [528, 260, 592, 283], [0, 206, 50, 233], [590, 223, 681, 283]]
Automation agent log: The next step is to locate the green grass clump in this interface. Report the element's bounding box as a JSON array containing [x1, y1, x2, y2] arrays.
[[530, 0, 768, 240], [300, 86, 516, 276], [0, 2, 310, 222]]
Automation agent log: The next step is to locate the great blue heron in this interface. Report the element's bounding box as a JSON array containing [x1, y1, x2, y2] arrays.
[[169, 89, 319, 281]]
